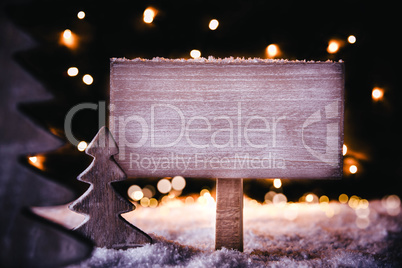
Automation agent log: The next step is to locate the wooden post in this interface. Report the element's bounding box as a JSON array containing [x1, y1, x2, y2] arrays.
[[215, 178, 243, 251]]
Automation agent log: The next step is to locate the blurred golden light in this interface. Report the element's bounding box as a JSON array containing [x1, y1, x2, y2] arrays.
[[171, 176, 186, 191], [319, 195, 329, 203], [149, 198, 158, 208], [382, 195, 401, 216], [372, 87, 384, 101], [140, 197, 150, 207], [157, 178, 172, 194], [305, 194, 314, 203], [67, 67, 79, 77], [60, 29, 78, 49], [128, 185, 141, 200], [29, 156, 37, 164], [143, 8, 156, 23], [190, 49, 201, 59], [133, 191, 144, 201], [185, 196, 195, 204], [200, 189, 210, 197], [63, 29, 72, 39], [266, 44, 279, 58], [209, 19, 219, 30], [349, 165, 358, 174], [273, 178, 282, 189], [77, 11, 85, 19], [359, 199, 369, 209], [264, 191, 276, 202], [327, 40, 340, 54], [28, 155, 45, 170], [273, 193, 287, 207], [348, 195, 360, 209], [82, 74, 93, 85], [197, 195, 207, 205], [339, 193, 348, 204], [348, 35, 356, 44], [77, 141, 87, 152], [343, 144, 347, 156], [142, 187, 154, 198]]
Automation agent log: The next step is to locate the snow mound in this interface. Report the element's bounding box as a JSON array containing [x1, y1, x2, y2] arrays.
[[67, 200, 402, 267]]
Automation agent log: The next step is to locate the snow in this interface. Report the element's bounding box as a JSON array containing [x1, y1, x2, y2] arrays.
[[65, 198, 402, 267], [110, 57, 342, 64]]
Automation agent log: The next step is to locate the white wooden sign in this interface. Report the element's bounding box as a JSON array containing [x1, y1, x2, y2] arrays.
[[109, 58, 344, 179]]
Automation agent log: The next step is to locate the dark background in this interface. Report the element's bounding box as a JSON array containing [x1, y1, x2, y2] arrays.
[[0, 0, 401, 265]]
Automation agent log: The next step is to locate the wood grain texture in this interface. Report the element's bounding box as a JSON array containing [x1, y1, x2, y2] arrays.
[[215, 178, 243, 251], [109, 58, 344, 179], [69, 127, 152, 248]]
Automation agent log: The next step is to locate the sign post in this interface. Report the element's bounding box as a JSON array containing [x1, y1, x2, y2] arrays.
[[109, 58, 344, 251]]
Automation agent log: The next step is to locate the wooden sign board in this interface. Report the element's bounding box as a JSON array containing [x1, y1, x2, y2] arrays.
[[109, 58, 344, 179]]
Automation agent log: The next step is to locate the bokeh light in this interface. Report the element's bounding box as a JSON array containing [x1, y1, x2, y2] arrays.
[[349, 165, 358, 174], [343, 144, 347, 156], [149, 198, 158, 208], [209, 19, 219, 30], [339, 194, 348, 204], [273, 178, 282, 189], [171, 176, 186, 191], [273, 193, 287, 207], [143, 8, 156, 24], [28, 156, 37, 164], [60, 29, 77, 49], [190, 49, 201, 59], [327, 40, 340, 54], [266, 44, 279, 58], [157, 178, 172, 194], [28, 155, 44, 170], [77, 141, 87, 151], [348, 35, 356, 44], [82, 74, 93, 85], [127, 185, 141, 200], [77, 11, 85, 20], [382, 195, 401, 216], [372, 87, 384, 101], [67, 67, 79, 77]]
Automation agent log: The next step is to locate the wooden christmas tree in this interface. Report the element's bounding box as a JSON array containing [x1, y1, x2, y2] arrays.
[[69, 126, 151, 248]]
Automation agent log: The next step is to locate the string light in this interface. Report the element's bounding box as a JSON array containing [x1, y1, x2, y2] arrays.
[[60, 29, 77, 49], [348, 35, 356, 44], [266, 44, 279, 58], [143, 7, 156, 24], [190, 49, 201, 59], [339, 194, 348, 204], [327, 40, 340, 54], [372, 87, 384, 101], [28, 155, 44, 170], [273, 178, 282, 188], [82, 74, 93, 85], [77, 141, 87, 151], [67, 67, 79, 77], [209, 19, 219, 30], [349, 165, 358, 174], [77, 11, 85, 19], [28, 156, 38, 164], [63, 29, 72, 39]]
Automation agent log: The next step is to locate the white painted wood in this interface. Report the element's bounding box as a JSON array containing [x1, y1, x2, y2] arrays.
[[215, 178, 243, 251], [109, 58, 344, 179]]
